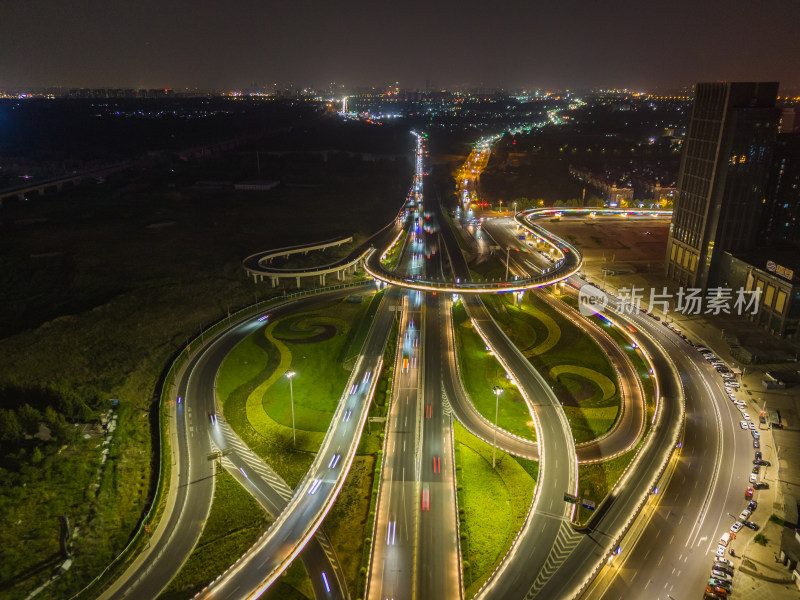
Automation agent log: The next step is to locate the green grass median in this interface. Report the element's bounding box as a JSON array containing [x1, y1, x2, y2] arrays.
[[483, 291, 621, 444], [217, 296, 370, 487], [452, 302, 536, 441], [454, 422, 537, 598]]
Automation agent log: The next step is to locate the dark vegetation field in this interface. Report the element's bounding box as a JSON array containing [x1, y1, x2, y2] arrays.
[[0, 110, 411, 599]]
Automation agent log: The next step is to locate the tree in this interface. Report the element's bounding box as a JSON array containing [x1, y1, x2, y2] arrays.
[[17, 404, 41, 436], [44, 406, 69, 443], [0, 409, 22, 444]]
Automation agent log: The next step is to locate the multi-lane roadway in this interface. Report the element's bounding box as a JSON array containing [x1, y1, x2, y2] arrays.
[[109, 130, 758, 600]]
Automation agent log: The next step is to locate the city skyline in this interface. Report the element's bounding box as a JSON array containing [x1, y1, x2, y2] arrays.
[[2, 0, 799, 90]]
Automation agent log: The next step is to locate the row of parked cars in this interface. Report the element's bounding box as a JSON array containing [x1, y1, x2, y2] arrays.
[[698, 345, 770, 599], [705, 556, 736, 598]]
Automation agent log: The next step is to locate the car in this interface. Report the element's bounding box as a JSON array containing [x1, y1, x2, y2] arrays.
[[752, 465, 760, 475], [716, 545, 727, 557], [754, 481, 769, 489], [715, 557, 735, 569], [755, 451, 762, 461], [728, 394, 737, 401], [711, 569, 732, 582], [739, 509, 752, 521], [709, 577, 732, 591], [754, 459, 771, 467], [747, 500, 758, 511], [734, 400, 746, 407], [744, 412, 751, 420], [753, 439, 760, 449], [752, 430, 760, 440], [743, 520, 760, 531], [719, 531, 732, 546], [706, 586, 729, 599], [740, 421, 748, 429], [730, 521, 743, 533], [749, 422, 756, 430], [749, 473, 758, 484], [713, 561, 734, 575], [746, 486, 754, 499]]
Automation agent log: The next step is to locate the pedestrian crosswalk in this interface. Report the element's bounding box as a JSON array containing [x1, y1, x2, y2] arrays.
[[209, 417, 294, 504]]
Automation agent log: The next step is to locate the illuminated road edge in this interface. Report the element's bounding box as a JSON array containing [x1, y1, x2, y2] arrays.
[[365, 207, 672, 293]]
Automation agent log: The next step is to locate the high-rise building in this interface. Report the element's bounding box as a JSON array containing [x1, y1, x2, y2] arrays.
[[665, 82, 781, 289], [760, 130, 800, 245]]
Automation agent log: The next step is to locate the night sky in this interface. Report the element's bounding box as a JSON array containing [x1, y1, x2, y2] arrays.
[[2, 0, 799, 90]]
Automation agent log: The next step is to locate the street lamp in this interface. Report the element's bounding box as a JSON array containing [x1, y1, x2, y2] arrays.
[[492, 386, 503, 468], [286, 370, 296, 446]]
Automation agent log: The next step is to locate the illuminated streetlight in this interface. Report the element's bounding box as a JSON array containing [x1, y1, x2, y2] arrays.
[[492, 385, 503, 468], [286, 370, 297, 446]]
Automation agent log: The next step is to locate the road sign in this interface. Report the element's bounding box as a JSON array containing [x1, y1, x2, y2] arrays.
[[206, 448, 232, 461], [564, 492, 578, 504], [581, 498, 596, 511]]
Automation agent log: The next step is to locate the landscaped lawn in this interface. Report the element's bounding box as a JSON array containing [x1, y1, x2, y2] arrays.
[[483, 291, 621, 444], [217, 296, 373, 487], [452, 302, 536, 441], [454, 422, 536, 597]]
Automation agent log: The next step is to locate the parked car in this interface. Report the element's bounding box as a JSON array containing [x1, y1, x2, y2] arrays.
[[747, 500, 758, 511], [714, 557, 735, 569], [745, 486, 754, 499], [739, 509, 752, 521], [708, 577, 731, 591], [711, 569, 732, 582], [754, 482, 769, 490], [743, 520, 760, 531]]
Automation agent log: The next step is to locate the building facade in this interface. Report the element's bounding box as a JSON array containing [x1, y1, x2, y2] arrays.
[[665, 82, 781, 289]]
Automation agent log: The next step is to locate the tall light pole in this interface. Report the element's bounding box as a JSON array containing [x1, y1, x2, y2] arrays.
[[286, 370, 296, 446], [505, 247, 510, 281], [492, 386, 503, 468]]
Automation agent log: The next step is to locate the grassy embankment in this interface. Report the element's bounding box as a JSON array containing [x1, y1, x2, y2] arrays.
[[454, 422, 537, 598], [451, 301, 536, 441]]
